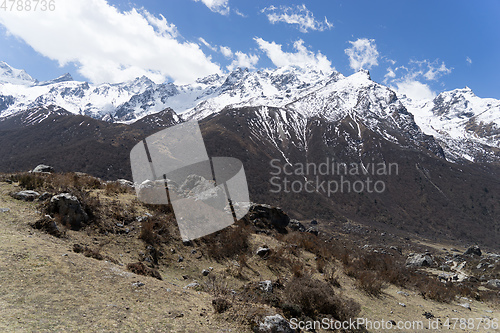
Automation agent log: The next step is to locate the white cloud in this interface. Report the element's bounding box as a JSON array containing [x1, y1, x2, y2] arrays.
[[0, 0, 221, 84], [261, 4, 333, 33], [384, 67, 396, 80], [198, 37, 218, 52], [255, 37, 333, 73], [193, 0, 229, 15], [344, 38, 379, 72], [220, 46, 234, 58], [385, 59, 452, 101], [227, 51, 259, 71], [234, 8, 247, 17], [466, 56, 472, 64], [413, 59, 451, 80], [394, 79, 436, 101]]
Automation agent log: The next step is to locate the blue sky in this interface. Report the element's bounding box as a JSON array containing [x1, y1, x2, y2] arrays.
[[0, 0, 499, 100]]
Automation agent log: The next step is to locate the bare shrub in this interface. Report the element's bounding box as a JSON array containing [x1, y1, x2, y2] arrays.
[[126, 262, 162, 280], [283, 274, 360, 322], [204, 221, 251, 261]]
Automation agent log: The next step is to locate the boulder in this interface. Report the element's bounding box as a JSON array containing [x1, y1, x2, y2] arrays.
[[11, 190, 40, 201], [32, 164, 54, 173], [253, 314, 295, 333], [202, 269, 210, 276], [305, 226, 319, 236], [405, 253, 433, 267], [117, 179, 134, 187], [288, 219, 305, 232], [247, 204, 290, 232], [486, 279, 500, 289], [48, 193, 89, 230], [259, 280, 273, 293], [464, 245, 482, 256], [256, 246, 271, 258]]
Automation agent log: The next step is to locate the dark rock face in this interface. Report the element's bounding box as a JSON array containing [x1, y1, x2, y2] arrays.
[[48, 193, 89, 230], [247, 204, 290, 233], [464, 245, 482, 257]]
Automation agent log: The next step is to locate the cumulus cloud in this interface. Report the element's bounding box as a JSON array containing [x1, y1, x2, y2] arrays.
[[385, 59, 452, 101], [220, 46, 234, 58], [193, 0, 229, 15], [227, 52, 259, 71], [254, 37, 333, 73], [394, 79, 436, 101], [344, 38, 379, 72], [466, 56, 472, 64], [0, 0, 221, 84], [410, 59, 451, 81], [261, 4, 333, 33]]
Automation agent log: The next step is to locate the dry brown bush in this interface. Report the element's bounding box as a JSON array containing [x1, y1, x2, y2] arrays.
[[203, 221, 251, 261], [126, 262, 162, 280], [283, 274, 360, 322]]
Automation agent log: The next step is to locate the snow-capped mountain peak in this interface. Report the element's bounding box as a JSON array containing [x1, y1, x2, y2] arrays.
[[0, 61, 36, 85], [0, 60, 499, 163]]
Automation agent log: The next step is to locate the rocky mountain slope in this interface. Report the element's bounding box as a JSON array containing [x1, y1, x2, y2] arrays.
[[1, 62, 499, 163], [1, 62, 499, 249]]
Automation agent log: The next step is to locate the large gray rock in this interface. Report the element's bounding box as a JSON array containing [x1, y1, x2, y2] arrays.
[[464, 245, 482, 256], [486, 279, 500, 289], [253, 314, 295, 333], [11, 190, 40, 201], [49, 193, 89, 230], [405, 253, 434, 267], [247, 204, 290, 232], [32, 164, 54, 173], [256, 246, 271, 258], [289, 219, 305, 232]]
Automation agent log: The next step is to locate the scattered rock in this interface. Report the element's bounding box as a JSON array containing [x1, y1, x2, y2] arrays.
[[0, 208, 10, 213], [423, 312, 434, 319], [259, 280, 273, 293], [288, 219, 305, 232], [32, 164, 54, 173], [398, 302, 406, 307], [310, 220, 318, 225], [464, 245, 482, 257], [253, 314, 295, 333], [486, 279, 500, 289], [132, 282, 145, 287], [202, 269, 210, 276], [256, 246, 271, 258], [305, 226, 319, 236], [405, 253, 433, 267], [11, 190, 40, 201], [117, 179, 134, 187], [184, 282, 201, 289], [48, 193, 89, 230], [177, 255, 184, 263], [459, 303, 471, 310], [397, 291, 409, 297]]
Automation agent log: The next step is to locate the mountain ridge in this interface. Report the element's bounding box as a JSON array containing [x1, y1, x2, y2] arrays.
[[1, 61, 498, 164]]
